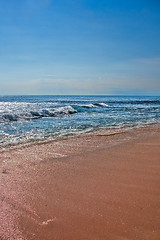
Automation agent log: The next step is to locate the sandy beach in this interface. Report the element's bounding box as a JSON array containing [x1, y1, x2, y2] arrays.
[[0, 125, 160, 240]]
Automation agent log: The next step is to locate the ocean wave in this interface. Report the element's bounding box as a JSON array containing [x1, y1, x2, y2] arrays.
[[77, 103, 109, 109], [80, 104, 96, 108], [0, 106, 77, 123], [95, 103, 109, 107], [52, 106, 77, 116]]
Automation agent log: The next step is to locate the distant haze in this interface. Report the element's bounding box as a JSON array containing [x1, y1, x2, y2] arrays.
[[0, 0, 160, 95]]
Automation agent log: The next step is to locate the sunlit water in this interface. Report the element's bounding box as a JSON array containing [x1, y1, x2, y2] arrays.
[[0, 95, 160, 148]]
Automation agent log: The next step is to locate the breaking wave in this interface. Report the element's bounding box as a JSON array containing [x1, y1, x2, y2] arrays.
[[95, 103, 109, 107], [0, 106, 77, 123], [80, 104, 96, 108], [0, 102, 111, 123]]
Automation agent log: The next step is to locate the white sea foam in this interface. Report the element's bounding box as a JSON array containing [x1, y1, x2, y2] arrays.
[[81, 104, 96, 108], [53, 106, 77, 116], [96, 102, 109, 107]]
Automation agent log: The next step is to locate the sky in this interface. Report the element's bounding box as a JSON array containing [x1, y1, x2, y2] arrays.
[[0, 0, 160, 95]]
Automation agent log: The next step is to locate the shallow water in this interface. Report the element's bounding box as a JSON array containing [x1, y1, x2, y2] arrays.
[[0, 95, 160, 147]]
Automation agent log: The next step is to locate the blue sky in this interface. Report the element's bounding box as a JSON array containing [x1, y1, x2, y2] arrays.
[[0, 0, 160, 95]]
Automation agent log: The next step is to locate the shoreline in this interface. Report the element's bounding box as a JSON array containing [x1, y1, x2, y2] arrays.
[[0, 121, 159, 153], [0, 124, 160, 239]]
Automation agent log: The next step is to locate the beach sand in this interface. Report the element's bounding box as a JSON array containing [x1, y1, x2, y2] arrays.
[[0, 125, 160, 240]]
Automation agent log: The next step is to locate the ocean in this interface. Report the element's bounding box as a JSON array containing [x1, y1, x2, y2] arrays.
[[0, 95, 160, 148]]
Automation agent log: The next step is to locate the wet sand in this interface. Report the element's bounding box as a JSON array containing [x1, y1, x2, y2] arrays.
[[0, 125, 160, 240]]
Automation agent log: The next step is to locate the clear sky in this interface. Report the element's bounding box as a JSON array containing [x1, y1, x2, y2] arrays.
[[0, 0, 160, 95]]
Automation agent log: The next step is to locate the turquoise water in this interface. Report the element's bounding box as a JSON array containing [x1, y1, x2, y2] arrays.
[[0, 95, 160, 147]]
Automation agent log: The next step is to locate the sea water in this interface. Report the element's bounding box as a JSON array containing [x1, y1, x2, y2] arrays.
[[0, 95, 160, 148]]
